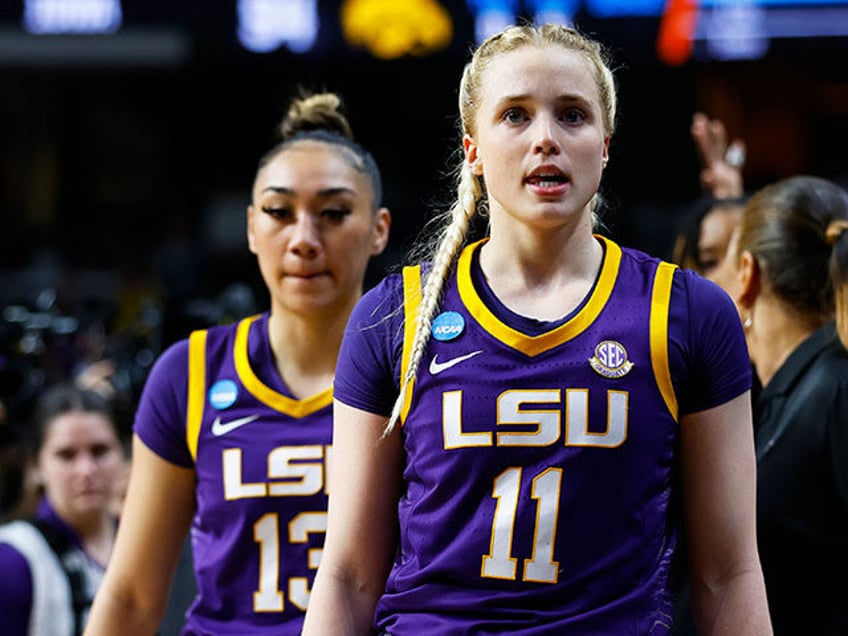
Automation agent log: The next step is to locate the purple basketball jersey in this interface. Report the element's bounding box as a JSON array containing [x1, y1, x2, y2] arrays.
[[135, 312, 331, 635], [334, 236, 752, 635]]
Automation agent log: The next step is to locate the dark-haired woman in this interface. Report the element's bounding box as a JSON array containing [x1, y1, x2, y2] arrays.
[[85, 92, 391, 635]]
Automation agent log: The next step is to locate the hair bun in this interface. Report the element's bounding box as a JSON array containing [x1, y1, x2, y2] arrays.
[[826, 219, 848, 247], [280, 92, 353, 141]]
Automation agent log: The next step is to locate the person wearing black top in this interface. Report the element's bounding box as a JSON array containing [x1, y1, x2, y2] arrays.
[[715, 175, 848, 635]]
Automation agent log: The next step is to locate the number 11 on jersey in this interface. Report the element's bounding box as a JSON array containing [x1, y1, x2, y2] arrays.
[[482, 466, 562, 584]]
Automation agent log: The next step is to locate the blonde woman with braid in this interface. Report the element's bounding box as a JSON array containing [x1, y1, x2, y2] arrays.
[[303, 23, 771, 636]]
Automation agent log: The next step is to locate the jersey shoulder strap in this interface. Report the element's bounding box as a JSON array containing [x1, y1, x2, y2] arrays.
[[186, 328, 209, 461], [399, 264, 423, 424], [649, 261, 679, 421]]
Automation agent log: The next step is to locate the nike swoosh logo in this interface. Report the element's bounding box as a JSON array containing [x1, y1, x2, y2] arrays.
[[211, 414, 259, 436], [429, 350, 483, 375]]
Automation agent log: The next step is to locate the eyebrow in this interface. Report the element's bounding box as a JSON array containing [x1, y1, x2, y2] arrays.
[[497, 92, 588, 106], [261, 186, 357, 197]]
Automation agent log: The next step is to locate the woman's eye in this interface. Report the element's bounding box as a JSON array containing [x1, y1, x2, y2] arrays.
[[561, 108, 586, 124], [700, 259, 719, 273], [56, 449, 75, 462], [261, 206, 291, 219], [503, 108, 527, 124], [322, 207, 351, 222], [91, 444, 113, 459]]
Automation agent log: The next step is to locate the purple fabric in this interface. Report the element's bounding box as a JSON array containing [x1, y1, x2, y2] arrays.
[[0, 539, 34, 635], [334, 238, 752, 635], [134, 312, 333, 634]]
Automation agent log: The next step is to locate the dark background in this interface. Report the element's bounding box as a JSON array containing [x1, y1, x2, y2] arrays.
[[1, 0, 847, 382]]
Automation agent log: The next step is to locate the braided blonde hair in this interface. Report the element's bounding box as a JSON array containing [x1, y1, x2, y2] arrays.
[[383, 23, 618, 436]]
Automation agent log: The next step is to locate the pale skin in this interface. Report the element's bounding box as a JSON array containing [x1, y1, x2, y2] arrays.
[[465, 45, 607, 321], [84, 140, 390, 635], [37, 410, 125, 565], [304, 43, 771, 636], [677, 393, 770, 634]]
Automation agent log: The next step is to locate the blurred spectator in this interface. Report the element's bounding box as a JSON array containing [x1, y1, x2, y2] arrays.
[[672, 193, 747, 280], [671, 112, 747, 283], [690, 111, 746, 200], [0, 384, 127, 636]]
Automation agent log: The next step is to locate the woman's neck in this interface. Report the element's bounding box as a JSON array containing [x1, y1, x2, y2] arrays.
[[59, 507, 117, 566], [479, 231, 603, 321], [267, 307, 351, 398], [748, 295, 826, 388], [83, 518, 117, 566]]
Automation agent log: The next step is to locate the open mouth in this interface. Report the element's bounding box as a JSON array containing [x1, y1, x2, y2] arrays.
[[526, 173, 569, 187], [525, 167, 570, 195], [525, 165, 570, 189]]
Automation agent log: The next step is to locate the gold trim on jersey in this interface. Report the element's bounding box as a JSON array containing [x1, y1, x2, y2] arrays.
[[400, 238, 680, 425], [234, 314, 333, 417], [456, 236, 621, 356], [650, 262, 679, 421], [400, 265, 423, 424], [187, 329, 208, 461], [185, 315, 332, 461]]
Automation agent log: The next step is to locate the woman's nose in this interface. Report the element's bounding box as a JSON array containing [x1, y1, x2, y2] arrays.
[[74, 452, 100, 476], [289, 214, 321, 256], [533, 117, 560, 156]]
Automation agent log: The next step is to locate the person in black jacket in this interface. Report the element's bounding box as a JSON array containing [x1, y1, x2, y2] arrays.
[[714, 174, 848, 635]]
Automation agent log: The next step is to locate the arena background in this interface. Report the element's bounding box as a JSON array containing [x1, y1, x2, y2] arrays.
[[0, 0, 847, 413]]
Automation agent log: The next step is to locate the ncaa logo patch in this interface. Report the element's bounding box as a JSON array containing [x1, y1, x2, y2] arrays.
[[589, 340, 633, 378], [209, 379, 239, 410], [431, 311, 465, 341]]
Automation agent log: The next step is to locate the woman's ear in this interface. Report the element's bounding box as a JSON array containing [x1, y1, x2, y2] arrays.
[[370, 207, 391, 256], [463, 134, 483, 176], [737, 250, 761, 309], [247, 206, 257, 254]]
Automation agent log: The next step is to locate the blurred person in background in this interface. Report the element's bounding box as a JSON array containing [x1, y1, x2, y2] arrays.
[[672, 194, 747, 281], [670, 111, 754, 636], [691, 111, 746, 200], [0, 383, 127, 636], [671, 112, 747, 282], [713, 174, 848, 635], [84, 91, 391, 635]]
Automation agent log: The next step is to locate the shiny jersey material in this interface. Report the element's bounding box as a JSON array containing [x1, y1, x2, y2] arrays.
[[135, 312, 332, 635], [334, 237, 751, 635]]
